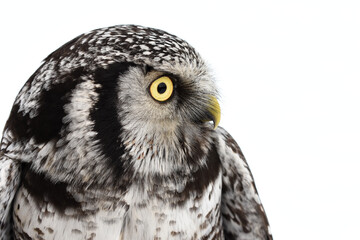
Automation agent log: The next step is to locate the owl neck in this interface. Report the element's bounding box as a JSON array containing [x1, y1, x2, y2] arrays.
[[121, 122, 214, 176], [120, 125, 222, 206]]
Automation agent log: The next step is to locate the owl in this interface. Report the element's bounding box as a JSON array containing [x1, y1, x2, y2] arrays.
[[0, 25, 272, 240]]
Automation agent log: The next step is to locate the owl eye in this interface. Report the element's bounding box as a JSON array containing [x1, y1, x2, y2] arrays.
[[149, 76, 174, 102]]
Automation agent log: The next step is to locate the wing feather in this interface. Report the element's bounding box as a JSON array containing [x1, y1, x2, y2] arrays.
[[215, 127, 272, 240], [0, 131, 21, 240]]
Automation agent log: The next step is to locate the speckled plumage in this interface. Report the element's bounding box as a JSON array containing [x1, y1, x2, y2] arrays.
[[0, 25, 272, 240]]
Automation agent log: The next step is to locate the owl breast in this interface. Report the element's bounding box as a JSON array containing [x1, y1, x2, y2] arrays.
[[12, 182, 128, 239], [12, 169, 224, 240], [121, 172, 224, 240]]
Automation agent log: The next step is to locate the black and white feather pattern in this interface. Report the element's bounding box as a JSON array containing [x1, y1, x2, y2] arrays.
[[0, 25, 272, 240], [215, 128, 272, 239]]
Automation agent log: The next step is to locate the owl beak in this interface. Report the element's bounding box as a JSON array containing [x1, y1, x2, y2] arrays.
[[206, 96, 221, 129]]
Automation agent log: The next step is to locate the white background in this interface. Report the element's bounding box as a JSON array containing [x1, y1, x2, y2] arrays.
[[1, 1, 359, 239]]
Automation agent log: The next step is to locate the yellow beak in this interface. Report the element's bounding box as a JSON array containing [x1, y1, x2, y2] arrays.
[[207, 96, 221, 129]]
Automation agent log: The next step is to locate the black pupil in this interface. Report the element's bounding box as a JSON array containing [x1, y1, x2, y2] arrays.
[[157, 82, 167, 94]]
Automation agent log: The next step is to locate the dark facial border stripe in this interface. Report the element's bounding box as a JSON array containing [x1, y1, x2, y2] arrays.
[[91, 62, 135, 181]]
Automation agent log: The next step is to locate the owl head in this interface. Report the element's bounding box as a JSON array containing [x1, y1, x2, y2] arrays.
[[4, 25, 221, 189]]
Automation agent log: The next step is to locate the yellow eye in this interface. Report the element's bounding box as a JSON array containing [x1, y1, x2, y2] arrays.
[[149, 76, 174, 102]]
